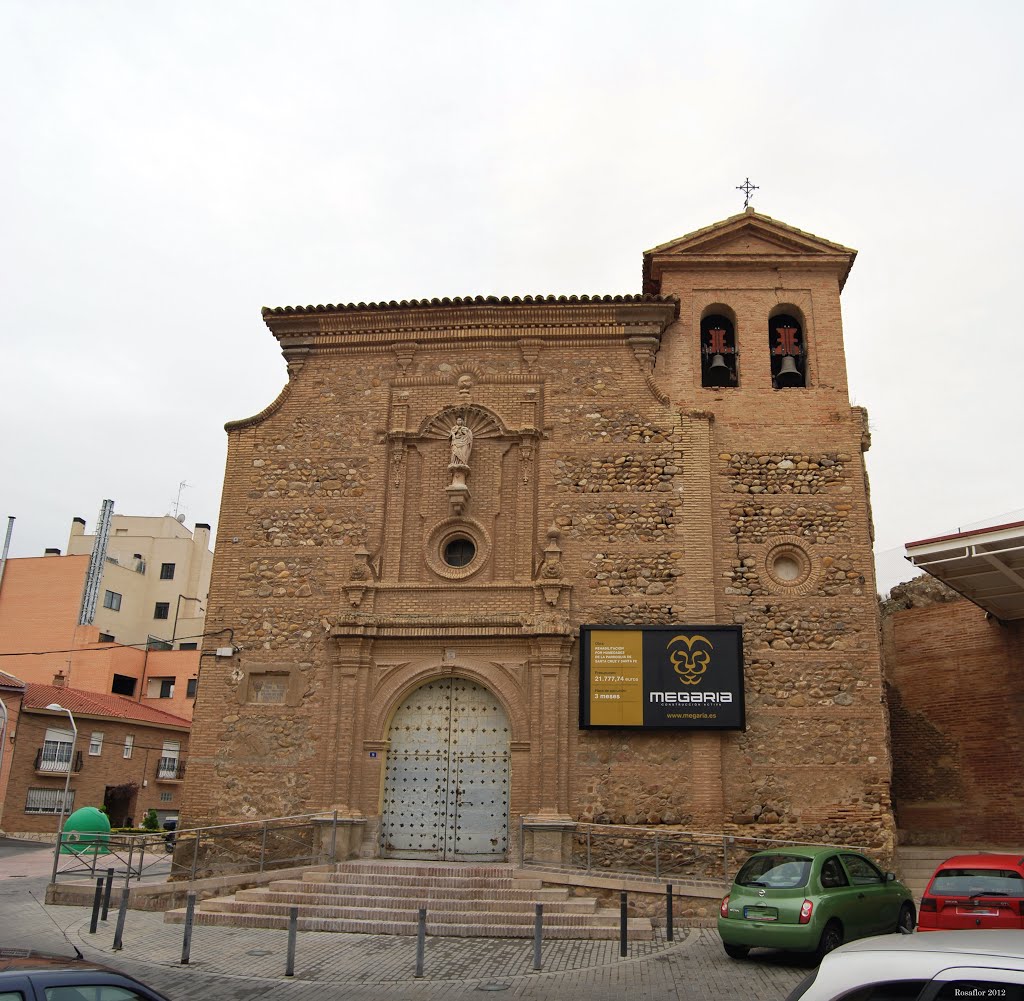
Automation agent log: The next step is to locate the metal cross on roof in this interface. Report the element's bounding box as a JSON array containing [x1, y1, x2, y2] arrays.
[[736, 177, 759, 208]]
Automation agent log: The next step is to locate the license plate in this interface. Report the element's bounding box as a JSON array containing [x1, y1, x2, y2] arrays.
[[743, 907, 778, 921], [956, 907, 998, 916]]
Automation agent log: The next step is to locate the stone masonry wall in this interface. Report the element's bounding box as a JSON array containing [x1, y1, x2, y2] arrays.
[[184, 220, 896, 862]]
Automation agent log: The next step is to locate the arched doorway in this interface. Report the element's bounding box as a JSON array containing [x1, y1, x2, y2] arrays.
[[381, 677, 510, 861]]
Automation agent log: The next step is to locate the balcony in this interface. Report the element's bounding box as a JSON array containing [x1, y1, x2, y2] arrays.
[[155, 757, 186, 782], [35, 747, 83, 775]]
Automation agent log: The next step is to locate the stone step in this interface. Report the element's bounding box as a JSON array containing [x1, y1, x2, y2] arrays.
[[334, 862, 519, 878], [288, 875, 558, 897], [221, 892, 599, 917], [165, 906, 655, 940], [161, 859, 656, 940], [306, 870, 543, 891]]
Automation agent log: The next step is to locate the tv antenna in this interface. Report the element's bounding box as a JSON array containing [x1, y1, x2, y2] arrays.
[[171, 480, 191, 519]]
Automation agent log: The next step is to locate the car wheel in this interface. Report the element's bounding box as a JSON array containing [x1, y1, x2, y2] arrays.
[[816, 920, 843, 959], [896, 902, 916, 934], [723, 943, 750, 959]]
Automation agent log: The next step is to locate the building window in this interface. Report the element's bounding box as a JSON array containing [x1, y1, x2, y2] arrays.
[[160, 563, 175, 580], [39, 728, 74, 772], [154, 602, 170, 620], [160, 792, 173, 803], [98, 632, 115, 643], [88, 732, 104, 756], [147, 677, 175, 699], [770, 312, 807, 388], [700, 313, 738, 387], [26, 788, 75, 814], [186, 678, 198, 698], [443, 537, 476, 568], [111, 674, 136, 697], [123, 735, 134, 759], [157, 740, 181, 780], [179, 643, 198, 651], [103, 590, 122, 611]]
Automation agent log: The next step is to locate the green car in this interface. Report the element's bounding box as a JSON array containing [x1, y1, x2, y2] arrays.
[[717, 846, 916, 959]]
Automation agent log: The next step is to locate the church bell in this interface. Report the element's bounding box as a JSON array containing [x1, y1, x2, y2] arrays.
[[706, 353, 732, 386], [775, 355, 803, 388]]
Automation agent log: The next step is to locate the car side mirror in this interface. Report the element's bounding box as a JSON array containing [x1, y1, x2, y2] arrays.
[[885, 871, 896, 881]]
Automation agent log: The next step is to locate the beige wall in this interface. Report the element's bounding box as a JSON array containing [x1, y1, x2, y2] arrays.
[[67, 515, 213, 650]]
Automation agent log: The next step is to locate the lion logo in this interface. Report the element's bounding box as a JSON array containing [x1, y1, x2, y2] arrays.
[[667, 634, 714, 686]]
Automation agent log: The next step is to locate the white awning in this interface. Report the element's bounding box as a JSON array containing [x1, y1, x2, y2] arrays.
[[905, 520, 1024, 621]]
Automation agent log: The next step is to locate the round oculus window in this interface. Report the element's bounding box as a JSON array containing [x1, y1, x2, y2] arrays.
[[764, 542, 813, 589], [771, 555, 803, 581], [443, 537, 476, 568]]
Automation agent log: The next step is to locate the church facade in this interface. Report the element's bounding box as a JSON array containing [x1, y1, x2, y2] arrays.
[[182, 209, 896, 861]]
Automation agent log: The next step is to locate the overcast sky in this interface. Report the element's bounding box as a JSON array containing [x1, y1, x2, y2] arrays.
[[3, 0, 1022, 595]]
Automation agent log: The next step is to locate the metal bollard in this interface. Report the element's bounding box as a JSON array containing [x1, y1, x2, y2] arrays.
[[112, 885, 130, 951], [415, 908, 426, 978], [619, 891, 628, 957], [180, 892, 196, 965], [666, 883, 674, 942], [285, 907, 298, 977], [89, 878, 103, 934], [101, 868, 115, 921], [533, 903, 543, 971]]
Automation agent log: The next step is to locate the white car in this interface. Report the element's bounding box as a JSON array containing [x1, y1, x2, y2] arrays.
[[785, 930, 1024, 1001]]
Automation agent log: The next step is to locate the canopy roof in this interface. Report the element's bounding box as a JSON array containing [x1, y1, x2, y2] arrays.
[[906, 520, 1024, 621]]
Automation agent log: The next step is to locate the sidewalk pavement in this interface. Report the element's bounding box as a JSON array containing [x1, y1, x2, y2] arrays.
[[2, 838, 808, 1000]]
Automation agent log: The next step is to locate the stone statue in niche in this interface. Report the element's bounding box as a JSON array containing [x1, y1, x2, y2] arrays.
[[445, 417, 473, 515], [448, 417, 473, 468]]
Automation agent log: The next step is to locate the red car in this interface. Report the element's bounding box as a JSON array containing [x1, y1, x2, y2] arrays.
[[918, 853, 1024, 931]]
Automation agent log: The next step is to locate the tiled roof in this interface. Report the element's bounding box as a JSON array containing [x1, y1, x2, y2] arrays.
[[23, 684, 191, 728], [0, 669, 26, 690], [261, 293, 676, 317]]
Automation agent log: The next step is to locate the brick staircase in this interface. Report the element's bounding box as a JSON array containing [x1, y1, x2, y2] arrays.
[[165, 860, 655, 939]]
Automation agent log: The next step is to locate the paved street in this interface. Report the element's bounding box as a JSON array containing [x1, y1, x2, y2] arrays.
[[1, 838, 808, 1000]]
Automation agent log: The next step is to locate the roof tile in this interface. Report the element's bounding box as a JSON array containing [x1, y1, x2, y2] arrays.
[[24, 683, 190, 728]]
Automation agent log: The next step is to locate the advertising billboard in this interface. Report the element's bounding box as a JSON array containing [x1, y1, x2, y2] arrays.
[[579, 625, 745, 730]]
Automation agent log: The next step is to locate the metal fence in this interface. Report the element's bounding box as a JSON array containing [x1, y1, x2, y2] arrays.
[[51, 811, 340, 885], [520, 820, 868, 885]]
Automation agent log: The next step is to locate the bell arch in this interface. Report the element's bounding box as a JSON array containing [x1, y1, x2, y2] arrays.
[[769, 305, 808, 389]]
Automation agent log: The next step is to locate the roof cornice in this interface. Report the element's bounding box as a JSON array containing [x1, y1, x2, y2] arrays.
[[643, 208, 857, 292]]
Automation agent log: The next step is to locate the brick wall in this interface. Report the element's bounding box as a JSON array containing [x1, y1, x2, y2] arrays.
[[182, 212, 896, 857], [882, 578, 1024, 846], [2, 710, 190, 835]]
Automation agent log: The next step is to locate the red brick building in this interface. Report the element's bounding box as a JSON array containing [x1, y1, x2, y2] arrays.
[[0, 683, 190, 835]]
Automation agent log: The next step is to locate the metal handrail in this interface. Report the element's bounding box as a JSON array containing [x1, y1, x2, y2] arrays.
[[51, 810, 340, 886], [520, 819, 868, 884]]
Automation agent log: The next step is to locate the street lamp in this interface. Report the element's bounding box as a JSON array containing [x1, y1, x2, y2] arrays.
[[46, 702, 77, 883], [0, 694, 8, 794]]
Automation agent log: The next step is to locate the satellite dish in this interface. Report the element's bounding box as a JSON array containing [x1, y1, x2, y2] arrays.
[[176, 514, 186, 524]]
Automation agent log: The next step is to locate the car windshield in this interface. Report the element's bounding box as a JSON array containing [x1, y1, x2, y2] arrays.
[[735, 854, 812, 889], [931, 868, 1024, 897]]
